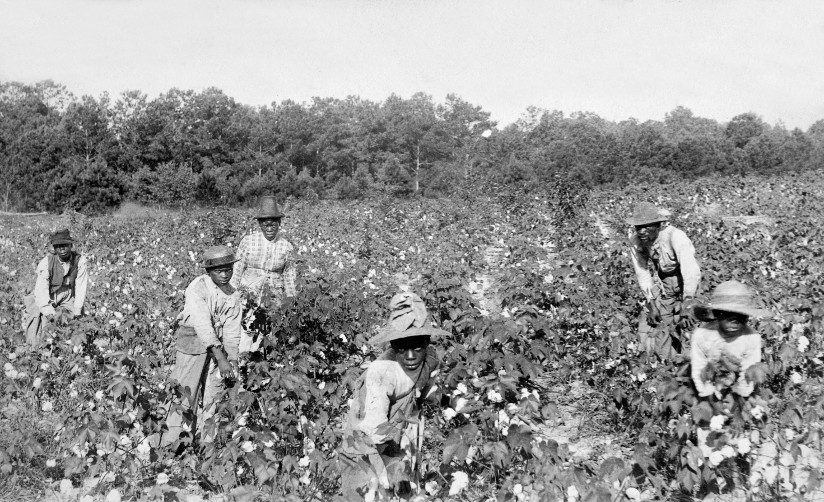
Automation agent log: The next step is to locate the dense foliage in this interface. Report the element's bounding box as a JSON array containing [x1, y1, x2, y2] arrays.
[[3, 80, 824, 213], [1, 171, 823, 501]]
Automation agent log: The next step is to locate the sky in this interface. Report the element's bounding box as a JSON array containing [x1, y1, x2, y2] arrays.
[[1, 0, 823, 129]]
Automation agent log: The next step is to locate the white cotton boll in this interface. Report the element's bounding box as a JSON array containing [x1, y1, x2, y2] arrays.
[[454, 397, 468, 413], [41, 401, 53, 412], [567, 485, 579, 501], [487, 389, 503, 403], [721, 445, 736, 458], [156, 473, 169, 485], [46, 459, 57, 468], [298, 456, 310, 467], [750, 405, 765, 420], [449, 471, 469, 496], [736, 437, 752, 454], [709, 451, 725, 466], [443, 408, 457, 421], [790, 372, 803, 384], [240, 441, 255, 453], [454, 383, 468, 396], [797, 335, 809, 353], [709, 415, 726, 431], [785, 429, 797, 441]]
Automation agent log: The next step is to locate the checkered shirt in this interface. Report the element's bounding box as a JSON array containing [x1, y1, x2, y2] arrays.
[[231, 231, 297, 299]]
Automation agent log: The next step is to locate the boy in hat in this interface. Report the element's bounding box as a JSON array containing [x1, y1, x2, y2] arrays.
[[232, 196, 297, 353], [338, 292, 447, 500], [627, 202, 702, 351], [690, 281, 769, 398], [161, 245, 242, 447], [23, 229, 88, 348]]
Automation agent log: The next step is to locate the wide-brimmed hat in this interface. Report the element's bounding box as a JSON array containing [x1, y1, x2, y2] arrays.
[[49, 229, 75, 246], [255, 196, 286, 219], [694, 280, 772, 320], [626, 202, 670, 226], [369, 292, 449, 346], [202, 245, 239, 269]]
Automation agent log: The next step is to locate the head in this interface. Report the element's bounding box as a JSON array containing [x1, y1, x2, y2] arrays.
[[49, 229, 75, 260], [202, 245, 239, 287], [714, 309, 749, 338], [635, 221, 663, 245], [390, 335, 430, 375], [53, 243, 73, 261], [256, 217, 282, 241], [206, 264, 234, 287]]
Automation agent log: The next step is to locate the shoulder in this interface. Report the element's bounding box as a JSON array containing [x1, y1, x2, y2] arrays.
[[667, 226, 693, 244], [692, 322, 719, 342], [276, 237, 294, 251], [77, 254, 88, 265], [363, 360, 401, 383], [186, 275, 211, 296], [38, 255, 51, 268]]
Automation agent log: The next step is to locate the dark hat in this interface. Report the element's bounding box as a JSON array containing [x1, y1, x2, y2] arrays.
[[369, 292, 449, 346], [626, 202, 670, 226], [202, 245, 239, 269], [694, 280, 772, 321], [255, 196, 286, 219], [49, 229, 75, 246]]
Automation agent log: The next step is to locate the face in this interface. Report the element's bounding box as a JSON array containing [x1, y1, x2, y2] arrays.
[[391, 336, 430, 375], [635, 222, 662, 245], [53, 243, 73, 261], [258, 217, 281, 241], [714, 310, 749, 338], [207, 265, 234, 287]]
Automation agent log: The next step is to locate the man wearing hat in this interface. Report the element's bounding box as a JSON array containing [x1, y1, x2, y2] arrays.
[[627, 202, 702, 351], [23, 229, 89, 348], [338, 292, 447, 500], [691, 281, 769, 398], [161, 245, 242, 447], [231, 196, 297, 352]]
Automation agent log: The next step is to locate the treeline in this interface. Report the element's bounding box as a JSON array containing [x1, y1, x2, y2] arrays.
[[1, 80, 823, 213]]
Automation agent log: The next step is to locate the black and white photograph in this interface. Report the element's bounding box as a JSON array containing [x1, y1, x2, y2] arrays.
[[1, 1, 823, 500]]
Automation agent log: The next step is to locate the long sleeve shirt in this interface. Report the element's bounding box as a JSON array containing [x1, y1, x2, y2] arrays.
[[630, 225, 701, 301], [33, 254, 88, 317], [231, 232, 297, 300], [690, 321, 761, 397], [177, 275, 242, 359]]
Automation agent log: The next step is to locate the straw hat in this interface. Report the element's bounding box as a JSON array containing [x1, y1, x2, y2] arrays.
[[694, 281, 771, 320], [202, 245, 239, 269], [369, 292, 449, 346], [49, 229, 75, 246], [255, 196, 286, 219], [626, 202, 670, 226]]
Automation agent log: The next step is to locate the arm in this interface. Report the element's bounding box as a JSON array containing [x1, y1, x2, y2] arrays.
[[629, 239, 654, 301], [72, 256, 89, 316], [671, 230, 701, 299], [220, 294, 243, 360], [690, 331, 716, 397], [734, 335, 762, 397], [355, 365, 397, 445], [230, 237, 249, 289], [33, 257, 55, 316], [184, 280, 223, 349]]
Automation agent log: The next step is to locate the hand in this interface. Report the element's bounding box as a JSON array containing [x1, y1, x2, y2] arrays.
[[647, 302, 662, 327], [211, 346, 237, 383], [679, 298, 697, 330]]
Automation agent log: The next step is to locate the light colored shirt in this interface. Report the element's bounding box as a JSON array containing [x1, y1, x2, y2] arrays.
[[345, 348, 439, 446], [178, 275, 242, 359], [33, 254, 88, 317], [630, 225, 701, 301], [690, 321, 761, 397], [231, 232, 297, 300]]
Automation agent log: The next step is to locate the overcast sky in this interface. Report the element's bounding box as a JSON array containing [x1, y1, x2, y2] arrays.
[[1, 0, 823, 129]]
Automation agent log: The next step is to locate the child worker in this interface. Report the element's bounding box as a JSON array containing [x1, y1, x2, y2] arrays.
[[160, 245, 243, 448], [690, 280, 771, 398], [338, 292, 447, 501]]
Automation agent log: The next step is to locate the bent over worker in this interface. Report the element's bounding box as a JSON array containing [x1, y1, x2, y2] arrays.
[[161, 245, 242, 447], [338, 292, 447, 501], [231, 196, 297, 353], [627, 202, 701, 352], [23, 229, 88, 348]]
